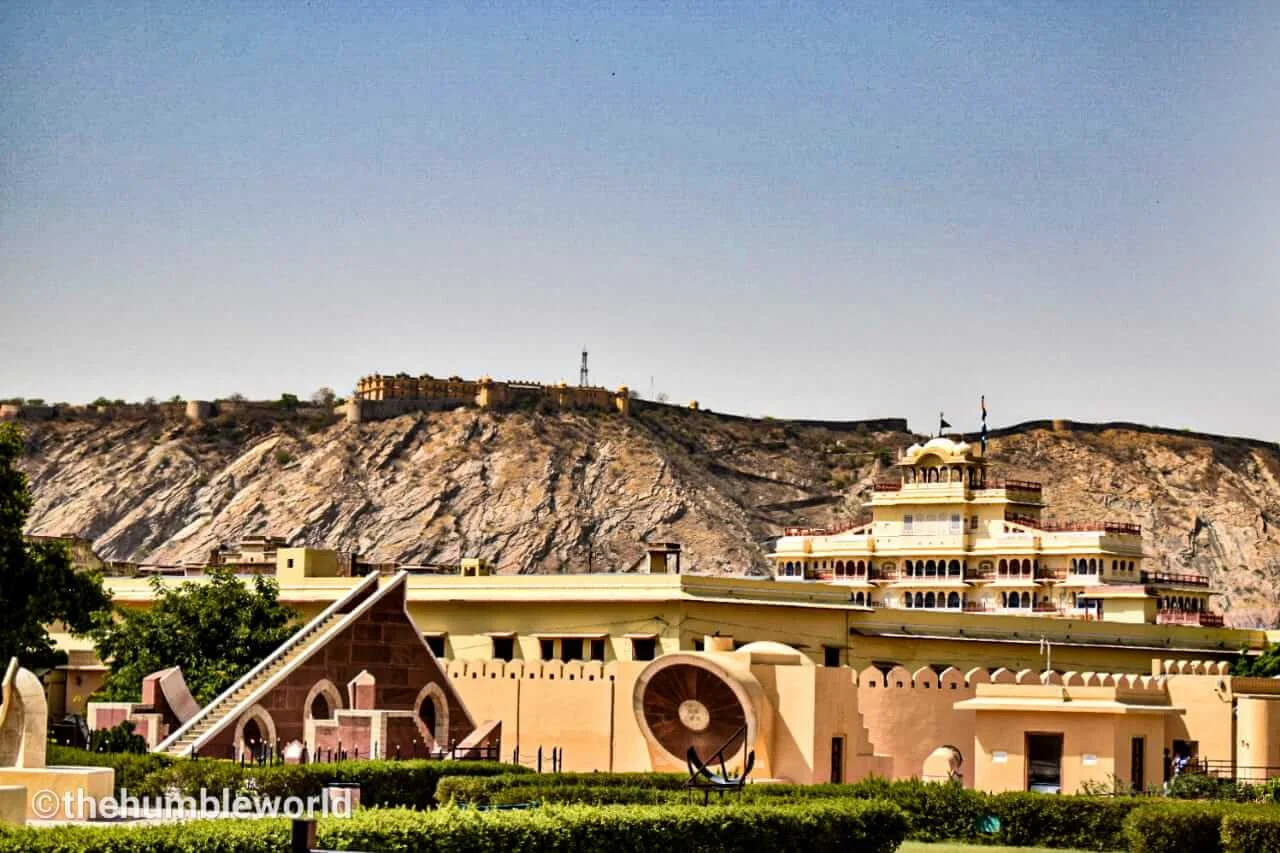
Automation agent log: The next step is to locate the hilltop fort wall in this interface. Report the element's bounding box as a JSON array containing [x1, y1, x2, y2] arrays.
[[345, 373, 632, 423]]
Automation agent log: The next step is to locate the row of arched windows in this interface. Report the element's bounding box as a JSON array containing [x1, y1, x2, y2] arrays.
[[904, 466, 983, 487], [999, 591, 1041, 609], [782, 556, 1137, 583], [834, 560, 869, 577], [1161, 597, 1202, 612], [904, 591, 963, 609], [998, 558, 1037, 577], [904, 559, 963, 577], [1069, 557, 1135, 576]]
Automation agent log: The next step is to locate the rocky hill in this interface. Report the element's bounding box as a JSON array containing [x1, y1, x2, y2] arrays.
[[13, 404, 1280, 626]]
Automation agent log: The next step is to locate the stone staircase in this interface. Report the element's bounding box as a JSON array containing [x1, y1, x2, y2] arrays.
[[160, 610, 345, 757]]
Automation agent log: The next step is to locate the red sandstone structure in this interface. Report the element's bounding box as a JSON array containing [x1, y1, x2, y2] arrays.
[[91, 572, 498, 762]]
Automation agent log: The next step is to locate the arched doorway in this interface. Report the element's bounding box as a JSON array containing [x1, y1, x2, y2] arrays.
[[414, 683, 450, 747]]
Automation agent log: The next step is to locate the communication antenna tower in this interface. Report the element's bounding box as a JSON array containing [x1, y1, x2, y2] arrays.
[[579, 348, 589, 387]]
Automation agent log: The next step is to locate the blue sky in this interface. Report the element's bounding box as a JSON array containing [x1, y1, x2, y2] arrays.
[[3, 2, 1278, 438]]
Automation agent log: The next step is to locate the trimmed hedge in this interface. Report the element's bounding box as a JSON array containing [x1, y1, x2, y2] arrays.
[[986, 792, 1141, 851], [46, 745, 175, 798], [136, 759, 528, 808], [0, 801, 909, 853], [1123, 801, 1246, 853], [438, 773, 1151, 848], [437, 772, 687, 804], [440, 775, 989, 842], [1222, 808, 1280, 853]]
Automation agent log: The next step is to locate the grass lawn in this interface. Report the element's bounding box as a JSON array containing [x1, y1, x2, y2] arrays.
[[901, 843, 1096, 853]]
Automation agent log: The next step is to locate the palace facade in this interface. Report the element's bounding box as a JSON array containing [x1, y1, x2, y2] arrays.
[[771, 437, 1214, 626]]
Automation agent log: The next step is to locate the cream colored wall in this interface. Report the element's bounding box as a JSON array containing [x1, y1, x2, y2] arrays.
[[1163, 673, 1235, 763], [446, 659, 623, 773], [276, 548, 338, 582], [812, 666, 882, 783], [856, 665, 977, 787], [972, 710, 1147, 794], [1110, 715, 1165, 792], [751, 665, 816, 782], [1105, 599, 1155, 624], [1236, 696, 1280, 775]]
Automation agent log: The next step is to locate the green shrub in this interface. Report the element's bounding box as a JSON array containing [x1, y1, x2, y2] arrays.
[[987, 792, 1141, 851], [1222, 807, 1280, 853], [88, 719, 149, 754], [1124, 801, 1243, 853], [1168, 771, 1258, 802], [0, 801, 908, 853], [438, 773, 986, 842], [46, 745, 174, 798], [487, 784, 677, 806], [437, 772, 687, 805], [137, 758, 528, 807], [834, 777, 987, 842]]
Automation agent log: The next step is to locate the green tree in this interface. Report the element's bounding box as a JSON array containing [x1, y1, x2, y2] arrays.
[[1234, 643, 1280, 677], [92, 568, 298, 704], [0, 423, 111, 670]]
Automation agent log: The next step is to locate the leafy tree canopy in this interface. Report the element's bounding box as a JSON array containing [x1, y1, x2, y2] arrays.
[[0, 423, 111, 670], [1233, 643, 1280, 677], [92, 568, 298, 705]]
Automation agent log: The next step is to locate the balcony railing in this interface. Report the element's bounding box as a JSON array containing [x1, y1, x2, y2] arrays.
[[1143, 571, 1210, 587], [781, 515, 873, 537], [1157, 609, 1223, 627], [993, 478, 1044, 492], [960, 603, 1063, 614], [1004, 514, 1142, 536]]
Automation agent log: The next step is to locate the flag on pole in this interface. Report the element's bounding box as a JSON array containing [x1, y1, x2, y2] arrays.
[[939, 412, 951, 434], [980, 395, 988, 453]]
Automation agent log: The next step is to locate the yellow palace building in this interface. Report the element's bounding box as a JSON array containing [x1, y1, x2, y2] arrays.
[[771, 437, 1214, 626]]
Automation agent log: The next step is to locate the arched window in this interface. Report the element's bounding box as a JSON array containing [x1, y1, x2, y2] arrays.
[[925, 592, 936, 608], [304, 679, 342, 723], [1021, 592, 1031, 608], [1022, 559, 1032, 576], [414, 683, 450, 746], [947, 592, 960, 609], [855, 592, 864, 605], [998, 559, 1008, 577], [949, 560, 960, 576], [234, 705, 277, 761], [926, 560, 937, 577], [835, 560, 845, 577], [858, 561, 866, 576], [1001, 592, 1010, 608], [1088, 558, 1097, 574], [905, 560, 914, 577], [904, 595, 913, 608], [914, 592, 925, 608]]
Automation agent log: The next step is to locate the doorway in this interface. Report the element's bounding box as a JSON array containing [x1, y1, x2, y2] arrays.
[[1131, 737, 1146, 792], [1026, 733, 1063, 793], [830, 736, 845, 784]]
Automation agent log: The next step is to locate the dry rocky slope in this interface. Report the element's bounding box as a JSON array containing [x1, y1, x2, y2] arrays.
[[16, 404, 1280, 627]]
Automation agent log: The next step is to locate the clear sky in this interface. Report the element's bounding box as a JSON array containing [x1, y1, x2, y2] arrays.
[[3, 2, 1278, 439]]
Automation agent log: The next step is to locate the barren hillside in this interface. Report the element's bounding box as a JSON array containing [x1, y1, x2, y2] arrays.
[[15, 404, 1280, 626]]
